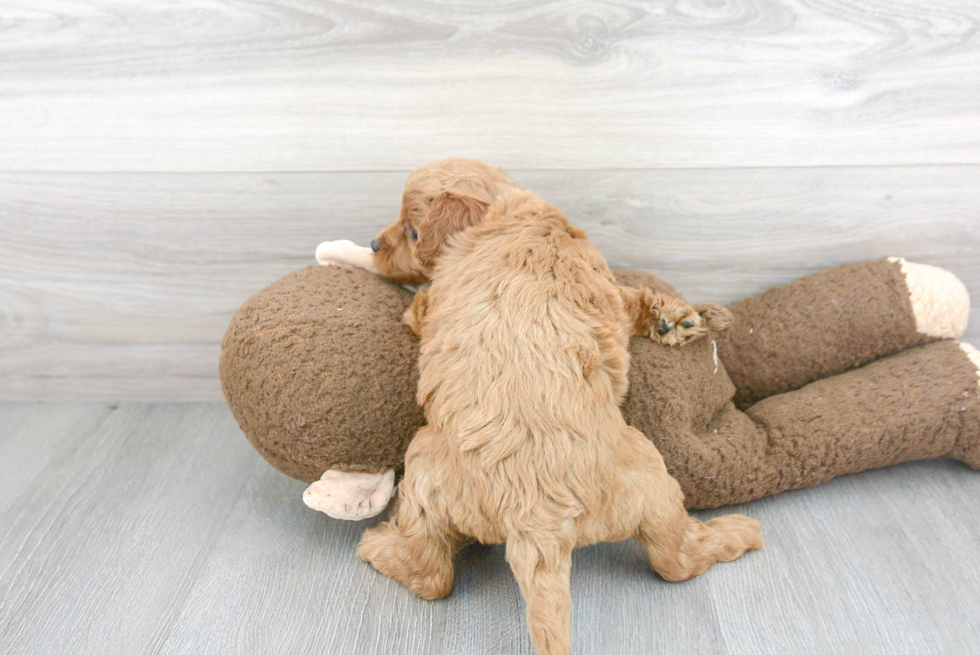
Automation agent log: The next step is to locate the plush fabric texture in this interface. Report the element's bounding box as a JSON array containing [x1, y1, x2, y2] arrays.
[[221, 259, 979, 508], [620, 266, 979, 508], [220, 265, 423, 483], [716, 259, 928, 409]]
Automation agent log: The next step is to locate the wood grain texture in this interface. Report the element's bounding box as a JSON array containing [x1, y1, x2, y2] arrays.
[[1, 168, 976, 400], [701, 474, 980, 654], [0, 403, 257, 654], [0, 402, 112, 514], [156, 466, 445, 655], [3, 2, 979, 652], [1, 0, 979, 171], [1, 402, 979, 654]]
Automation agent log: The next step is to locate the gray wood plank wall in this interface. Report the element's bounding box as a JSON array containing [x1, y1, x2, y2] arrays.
[[1, 1, 978, 399]]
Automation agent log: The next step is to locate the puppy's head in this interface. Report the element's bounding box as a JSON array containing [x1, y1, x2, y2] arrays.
[[372, 158, 519, 284]]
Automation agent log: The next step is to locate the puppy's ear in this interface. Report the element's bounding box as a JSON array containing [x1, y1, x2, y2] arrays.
[[415, 192, 489, 267], [693, 303, 735, 333]]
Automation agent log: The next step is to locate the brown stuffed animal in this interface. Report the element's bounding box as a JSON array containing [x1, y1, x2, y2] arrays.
[[220, 250, 979, 518]]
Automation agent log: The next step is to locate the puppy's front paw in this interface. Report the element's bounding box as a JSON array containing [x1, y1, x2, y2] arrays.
[[650, 298, 709, 346]]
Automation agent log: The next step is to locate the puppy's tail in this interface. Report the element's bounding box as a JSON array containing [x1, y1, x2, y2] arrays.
[[506, 533, 574, 655]]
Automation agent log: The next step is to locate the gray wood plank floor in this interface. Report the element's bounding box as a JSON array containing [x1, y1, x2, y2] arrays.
[[2, 402, 979, 654]]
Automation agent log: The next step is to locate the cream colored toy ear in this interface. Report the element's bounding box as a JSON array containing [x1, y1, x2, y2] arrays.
[[303, 469, 396, 521], [315, 239, 379, 273]]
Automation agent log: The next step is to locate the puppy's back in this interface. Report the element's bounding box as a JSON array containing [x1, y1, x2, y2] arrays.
[[416, 192, 635, 535]]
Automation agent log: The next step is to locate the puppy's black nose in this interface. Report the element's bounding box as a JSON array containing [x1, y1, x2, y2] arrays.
[[370, 239, 381, 253], [657, 318, 671, 335]]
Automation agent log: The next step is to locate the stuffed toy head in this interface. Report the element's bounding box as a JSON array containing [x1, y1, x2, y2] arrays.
[[220, 261, 420, 519]]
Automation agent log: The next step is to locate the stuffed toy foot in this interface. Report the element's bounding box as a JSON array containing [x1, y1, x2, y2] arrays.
[[890, 257, 971, 339], [303, 469, 397, 521]]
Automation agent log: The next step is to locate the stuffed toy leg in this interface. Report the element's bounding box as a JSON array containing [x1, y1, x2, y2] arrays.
[[684, 342, 979, 508], [719, 257, 971, 407], [619, 259, 979, 509]]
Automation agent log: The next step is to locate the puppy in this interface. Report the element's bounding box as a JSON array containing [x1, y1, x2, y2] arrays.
[[361, 169, 761, 655]]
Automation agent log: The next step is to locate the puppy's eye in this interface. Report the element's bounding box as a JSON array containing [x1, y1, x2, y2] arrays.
[[409, 228, 419, 241], [681, 320, 694, 328]]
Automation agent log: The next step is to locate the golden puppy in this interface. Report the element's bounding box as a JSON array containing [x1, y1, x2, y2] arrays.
[[361, 167, 761, 655]]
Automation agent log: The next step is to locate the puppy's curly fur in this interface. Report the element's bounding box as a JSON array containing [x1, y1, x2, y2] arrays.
[[361, 163, 761, 655]]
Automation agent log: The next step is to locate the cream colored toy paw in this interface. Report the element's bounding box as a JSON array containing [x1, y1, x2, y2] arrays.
[[303, 469, 397, 521], [315, 239, 378, 273]]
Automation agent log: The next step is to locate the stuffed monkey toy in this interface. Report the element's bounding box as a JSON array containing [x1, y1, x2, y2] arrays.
[[220, 244, 978, 519]]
